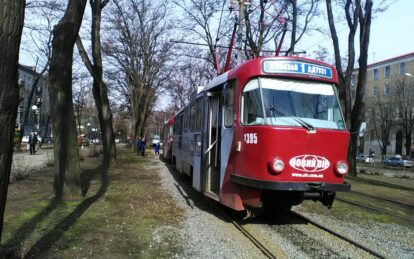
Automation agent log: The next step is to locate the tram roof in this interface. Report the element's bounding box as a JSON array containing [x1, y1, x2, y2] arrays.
[[203, 71, 229, 92]]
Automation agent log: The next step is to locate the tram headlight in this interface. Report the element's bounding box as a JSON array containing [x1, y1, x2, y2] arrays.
[[334, 161, 349, 176], [269, 158, 284, 174]]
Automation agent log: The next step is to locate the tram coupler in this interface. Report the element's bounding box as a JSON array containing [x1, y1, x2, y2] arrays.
[[321, 191, 336, 209]]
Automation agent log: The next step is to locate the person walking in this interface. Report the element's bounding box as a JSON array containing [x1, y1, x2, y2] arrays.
[[28, 131, 38, 155], [154, 142, 160, 156], [140, 137, 146, 157], [136, 138, 142, 155]]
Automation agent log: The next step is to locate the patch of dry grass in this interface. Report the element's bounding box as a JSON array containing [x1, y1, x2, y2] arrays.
[[1, 148, 185, 258]]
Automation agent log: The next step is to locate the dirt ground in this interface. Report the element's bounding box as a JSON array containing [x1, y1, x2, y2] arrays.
[[0, 146, 185, 258]]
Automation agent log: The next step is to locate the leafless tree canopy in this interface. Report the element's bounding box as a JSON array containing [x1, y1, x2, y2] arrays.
[[104, 0, 173, 141]]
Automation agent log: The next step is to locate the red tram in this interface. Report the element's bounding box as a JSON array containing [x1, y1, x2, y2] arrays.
[[164, 56, 350, 212]]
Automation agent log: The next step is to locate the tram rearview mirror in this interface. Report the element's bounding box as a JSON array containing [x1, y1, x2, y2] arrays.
[[359, 122, 366, 137]]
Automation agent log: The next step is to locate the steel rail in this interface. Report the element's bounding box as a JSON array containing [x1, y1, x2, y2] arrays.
[[336, 197, 414, 223], [290, 211, 386, 259], [218, 208, 277, 259]]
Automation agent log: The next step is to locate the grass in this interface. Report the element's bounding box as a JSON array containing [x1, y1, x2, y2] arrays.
[[1, 148, 185, 258]]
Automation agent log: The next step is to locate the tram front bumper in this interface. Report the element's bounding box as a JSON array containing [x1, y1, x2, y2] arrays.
[[230, 174, 350, 192]]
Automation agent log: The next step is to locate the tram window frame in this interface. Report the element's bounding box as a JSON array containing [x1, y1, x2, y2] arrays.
[[195, 98, 202, 131], [224, 81, 235, 128], [240, 78, 265, 126]]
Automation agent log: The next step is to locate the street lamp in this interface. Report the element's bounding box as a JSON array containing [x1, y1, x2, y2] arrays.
[[31, 105, 40, 131], [405, 72, 414, 78]]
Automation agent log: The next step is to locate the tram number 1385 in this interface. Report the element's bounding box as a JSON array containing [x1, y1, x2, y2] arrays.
[[244, 133, 258, 144]]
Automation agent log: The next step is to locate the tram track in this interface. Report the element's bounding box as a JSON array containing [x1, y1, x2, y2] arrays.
[[218, 207, 277, 259], [336, 197, 414, 223], [220, 204, 388, 259], [349, 190, 414, 209], [290, 211, 387, 259]]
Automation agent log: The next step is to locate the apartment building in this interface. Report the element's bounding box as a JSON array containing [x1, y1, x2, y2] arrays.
[[353, 52, 414, 158], [17, 64, 50, 136]]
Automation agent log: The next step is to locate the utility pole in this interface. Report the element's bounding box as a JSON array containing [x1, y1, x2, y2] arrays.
[[237, 0, 245, 65]]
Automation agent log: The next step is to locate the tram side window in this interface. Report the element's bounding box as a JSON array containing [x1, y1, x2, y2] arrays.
[[173, 115, 183, 135], [224, 82, 235, 128], [241, 79, 264, 125], [190, 103, 197, 132]]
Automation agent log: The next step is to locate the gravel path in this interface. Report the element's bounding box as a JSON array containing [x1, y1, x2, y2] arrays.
[[294, 205, 414, 258], [156, 161, 266, 258]]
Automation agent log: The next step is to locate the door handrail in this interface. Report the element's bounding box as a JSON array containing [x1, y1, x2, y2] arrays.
[[204, 139, 217, 155]]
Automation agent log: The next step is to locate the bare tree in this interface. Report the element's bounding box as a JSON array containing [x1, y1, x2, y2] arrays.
[[76, 0, 116, 168], [168, 60, 214, 109], [285, 0, 321, 55], [18, 1, 64, 146], [104, 0, 173, 144], [394, 77, 414, 157], [0, 0, 26, 242], [172, 0, 232, 71], [243, 0, 288, 57], [367, 95, 394, 160], [326, 0, 373, 176], [73, 72, 90, 134], [48, 0, 87, 199]]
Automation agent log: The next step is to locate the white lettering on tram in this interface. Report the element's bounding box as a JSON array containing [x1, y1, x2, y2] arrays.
[[289, 155, 330, 172], [243, 133, 258, 144]]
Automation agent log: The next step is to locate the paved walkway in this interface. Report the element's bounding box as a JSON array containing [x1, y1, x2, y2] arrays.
[[12, 147, 54, 171]]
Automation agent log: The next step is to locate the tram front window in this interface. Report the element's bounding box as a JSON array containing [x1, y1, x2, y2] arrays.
[[241, 78, 346, 130]]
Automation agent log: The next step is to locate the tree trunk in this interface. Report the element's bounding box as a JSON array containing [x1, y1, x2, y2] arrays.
[[91, 0, 115, 168], [288, 0, 297, 55], [48, 0, 86, 199], [326, 0, 345, 87], [348, 0, 372, 176], [405, 134, 412, 157], [0, 0, 25, 242]]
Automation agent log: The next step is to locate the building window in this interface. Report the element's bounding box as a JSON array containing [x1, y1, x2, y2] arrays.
[[399, 62, 406, 75], [372, 85, 377, 96], [385, 66, 391, 78], [373, 69, 378, 80], [384, 84, 390, 95]]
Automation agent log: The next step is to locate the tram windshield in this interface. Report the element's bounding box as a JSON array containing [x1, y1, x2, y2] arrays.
[[241, 78, 346, 130]]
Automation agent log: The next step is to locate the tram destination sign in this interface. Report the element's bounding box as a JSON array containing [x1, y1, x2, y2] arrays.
[[263, 60, 333, 79]]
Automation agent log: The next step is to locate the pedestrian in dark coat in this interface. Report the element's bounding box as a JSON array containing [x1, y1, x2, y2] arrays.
[[136, 138, 142, 154], [29, 131, 38, 155]]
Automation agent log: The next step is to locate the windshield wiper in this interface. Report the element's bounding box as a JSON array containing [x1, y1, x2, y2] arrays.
[[269, 106, 315, 132]]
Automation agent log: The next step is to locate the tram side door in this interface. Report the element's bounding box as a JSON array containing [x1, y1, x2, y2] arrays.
[[203, 92, 221, 199]]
